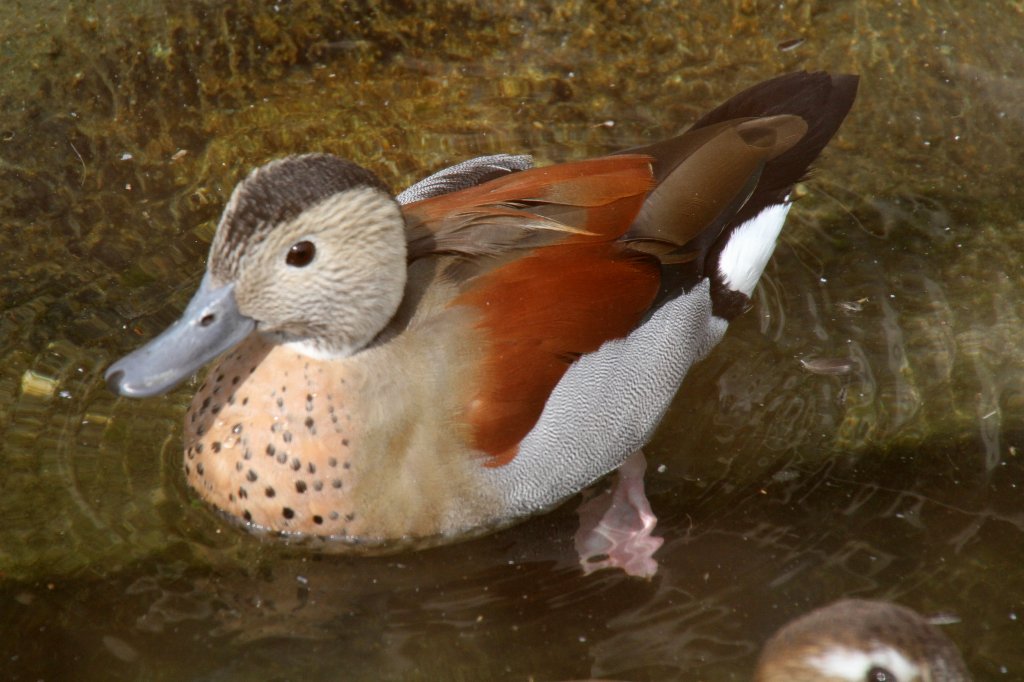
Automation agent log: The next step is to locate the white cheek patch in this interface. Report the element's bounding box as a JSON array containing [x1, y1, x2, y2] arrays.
[[806, 644, 922, 681], [283, 338, 356, 361], [716, 201, 791, 296]]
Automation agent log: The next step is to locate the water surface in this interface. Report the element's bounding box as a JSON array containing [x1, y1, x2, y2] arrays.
[[2, 1, 1023, 679]]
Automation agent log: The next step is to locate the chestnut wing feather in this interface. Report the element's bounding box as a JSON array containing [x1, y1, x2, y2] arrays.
[[402, 157, 661, 465]]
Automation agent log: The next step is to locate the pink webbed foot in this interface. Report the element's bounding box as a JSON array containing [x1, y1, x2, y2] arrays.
[[574, 450, 663, 578]]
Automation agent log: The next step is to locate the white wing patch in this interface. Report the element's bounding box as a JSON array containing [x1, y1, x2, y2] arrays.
[[716, 201, 791, 296], [807, 644, 922, 681]]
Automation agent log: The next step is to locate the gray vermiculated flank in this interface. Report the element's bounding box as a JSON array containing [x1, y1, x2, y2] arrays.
[[396, 154, 534, 204], [484, 279, 728, 515]]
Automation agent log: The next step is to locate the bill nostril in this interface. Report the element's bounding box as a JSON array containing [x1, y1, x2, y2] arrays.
[[200, 313, 216, 327]]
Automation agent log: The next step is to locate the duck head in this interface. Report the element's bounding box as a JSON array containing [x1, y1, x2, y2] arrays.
[[756, 599, 970, 682], [105, 154, 408, 397]]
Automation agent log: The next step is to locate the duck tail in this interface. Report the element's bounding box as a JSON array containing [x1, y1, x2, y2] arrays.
[[622, 71, 859, 319]]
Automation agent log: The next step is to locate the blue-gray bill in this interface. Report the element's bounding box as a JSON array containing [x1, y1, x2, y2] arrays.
[[105, 273, 255, 397]]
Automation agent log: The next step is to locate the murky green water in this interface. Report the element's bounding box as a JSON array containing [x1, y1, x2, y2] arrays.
[[2, 1, 1023, 679]]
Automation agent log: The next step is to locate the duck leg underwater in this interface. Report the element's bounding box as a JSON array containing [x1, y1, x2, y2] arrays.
[[105, 71, 858, 559]]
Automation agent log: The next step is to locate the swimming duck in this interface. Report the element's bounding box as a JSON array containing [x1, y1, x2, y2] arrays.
[[756, 599, 971, 681], [106, 72, 858, 553], [575, 599, 969, 681]]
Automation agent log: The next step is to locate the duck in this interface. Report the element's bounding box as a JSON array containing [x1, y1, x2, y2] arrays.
[[105, 71, 858, 555], [755, 599, 971, 681], [575, 599, 970, 681]]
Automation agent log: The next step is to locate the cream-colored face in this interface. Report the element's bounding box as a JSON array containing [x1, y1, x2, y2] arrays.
[[216, 185, 409, 359]]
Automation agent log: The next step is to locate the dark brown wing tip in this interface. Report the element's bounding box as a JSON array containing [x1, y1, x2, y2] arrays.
[[691, 71, 859, 195], [629, 72, 859, 315]]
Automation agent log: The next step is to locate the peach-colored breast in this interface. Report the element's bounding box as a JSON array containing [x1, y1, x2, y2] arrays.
[[182, 321, 508, 547], [185, 335, 365, 537]]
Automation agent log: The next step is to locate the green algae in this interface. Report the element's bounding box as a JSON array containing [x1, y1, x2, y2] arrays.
[[1, 0, 1023, 678]]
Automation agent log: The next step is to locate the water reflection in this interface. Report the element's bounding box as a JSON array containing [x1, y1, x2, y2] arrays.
[[1, 1, 1023, 680]]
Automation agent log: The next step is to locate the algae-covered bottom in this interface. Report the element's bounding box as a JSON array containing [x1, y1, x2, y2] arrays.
[[1, 0, 1023, 679]]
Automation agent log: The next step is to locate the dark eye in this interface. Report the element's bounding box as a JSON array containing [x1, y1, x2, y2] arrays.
[[867, 667, 897, 682], [286, 240, 316, 267]]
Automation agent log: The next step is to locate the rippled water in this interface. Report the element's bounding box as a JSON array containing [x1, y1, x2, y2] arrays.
[[2, 1, 1023, 679]]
